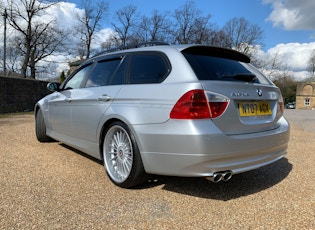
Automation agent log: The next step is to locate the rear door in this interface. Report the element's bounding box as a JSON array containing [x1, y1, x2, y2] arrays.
[[69, 57, 125, 142]]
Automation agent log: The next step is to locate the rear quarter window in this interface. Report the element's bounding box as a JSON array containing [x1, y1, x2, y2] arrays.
[[129, 52, 170, 84]]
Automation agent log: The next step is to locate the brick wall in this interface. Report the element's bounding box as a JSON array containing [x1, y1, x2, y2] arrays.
[[0, 76, 51, 113]]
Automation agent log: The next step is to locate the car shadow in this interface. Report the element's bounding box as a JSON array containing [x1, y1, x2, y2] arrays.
[[59, 143, 292, 200], [59, 143, 103, 164], [138, 158, 292, 201]]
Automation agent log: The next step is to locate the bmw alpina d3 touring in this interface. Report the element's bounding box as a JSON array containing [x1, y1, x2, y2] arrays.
[[35, 43, 290, 188]]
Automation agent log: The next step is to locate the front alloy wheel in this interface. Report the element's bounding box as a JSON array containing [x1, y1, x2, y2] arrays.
[[103, 121, 147, 188], [35, 109, 52, 142]]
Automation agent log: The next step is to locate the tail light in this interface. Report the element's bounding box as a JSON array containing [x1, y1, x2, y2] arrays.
[[207, 93, 230, 118], [170, 90, 229, 119], [278, 94, 284, 114]]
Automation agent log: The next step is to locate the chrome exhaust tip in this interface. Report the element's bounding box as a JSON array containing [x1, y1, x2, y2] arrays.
[[206, 173, 222, 183], [206, 171, 233, 183], [213, 173, 223, 183], [222, 171, 233, 181]]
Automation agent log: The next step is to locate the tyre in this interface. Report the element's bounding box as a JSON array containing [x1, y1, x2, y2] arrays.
[[103, 121, 148, 188], [35, 109, 52, 142]]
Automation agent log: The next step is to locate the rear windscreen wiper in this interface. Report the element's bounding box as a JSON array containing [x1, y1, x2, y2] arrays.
[[221, 73, 257, 82]]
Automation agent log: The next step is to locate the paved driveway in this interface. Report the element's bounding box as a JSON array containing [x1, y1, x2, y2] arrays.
[[0, 111, 314, 229]]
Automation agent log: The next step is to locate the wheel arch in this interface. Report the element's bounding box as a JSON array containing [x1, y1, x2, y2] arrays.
[[34, 104, 48, 126], [98, 118, 143, 161], [34, 104, 40, 115]]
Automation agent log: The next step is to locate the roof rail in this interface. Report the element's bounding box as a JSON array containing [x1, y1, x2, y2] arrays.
[[92, 41, 170, 58], [132, 41, 170, 48]]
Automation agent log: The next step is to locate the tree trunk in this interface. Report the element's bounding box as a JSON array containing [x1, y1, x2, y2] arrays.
[[29, 48, 36, 79], [21, 52, 30, 78]]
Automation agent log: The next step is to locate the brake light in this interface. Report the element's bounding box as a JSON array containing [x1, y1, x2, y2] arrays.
[[278, 94, 284, 114], [170, 90, 210, 119], [170, 90, 229, 119]]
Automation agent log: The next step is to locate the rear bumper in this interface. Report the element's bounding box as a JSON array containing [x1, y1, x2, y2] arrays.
[[133, 117, 290, 177]]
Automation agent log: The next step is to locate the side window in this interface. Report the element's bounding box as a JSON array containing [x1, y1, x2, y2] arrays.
[[109, 57, 127, 85], [64, 64, 92, 90], [85, 59, 121, 87], [130, 53, 169, 84]]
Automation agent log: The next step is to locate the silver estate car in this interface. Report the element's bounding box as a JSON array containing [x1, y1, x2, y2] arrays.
[[35, 43, 290, 188]]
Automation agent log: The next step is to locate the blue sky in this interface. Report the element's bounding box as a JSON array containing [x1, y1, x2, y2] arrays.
[[45, 0, 315, 80], [2, 0, 314, 80], [67, 0, 315, 51]]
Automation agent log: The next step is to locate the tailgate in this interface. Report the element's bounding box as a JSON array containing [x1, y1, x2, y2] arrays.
[[202, 81, 283, 135]]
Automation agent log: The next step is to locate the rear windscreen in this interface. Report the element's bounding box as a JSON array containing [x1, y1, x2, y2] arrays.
[[183, 52, 271, 85]]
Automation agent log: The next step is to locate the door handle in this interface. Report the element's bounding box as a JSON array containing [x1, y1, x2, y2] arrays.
[[97, 94, 111, 102], [65, 98, 72, 103]]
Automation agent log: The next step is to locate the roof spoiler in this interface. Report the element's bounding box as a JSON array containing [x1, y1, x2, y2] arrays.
[[181, 46, 251, 63]]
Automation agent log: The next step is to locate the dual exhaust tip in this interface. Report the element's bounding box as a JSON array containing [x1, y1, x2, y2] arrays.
[[207, 171, 233, 183]]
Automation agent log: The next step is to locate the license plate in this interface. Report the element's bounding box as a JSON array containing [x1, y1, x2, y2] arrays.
[[239, 101, 272, 116]]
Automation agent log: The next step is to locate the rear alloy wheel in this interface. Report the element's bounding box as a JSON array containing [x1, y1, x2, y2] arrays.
[[103, 121, 148, 188]]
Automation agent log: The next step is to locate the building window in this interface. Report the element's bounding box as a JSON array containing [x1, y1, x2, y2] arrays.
[[305, 98, 310, 106]]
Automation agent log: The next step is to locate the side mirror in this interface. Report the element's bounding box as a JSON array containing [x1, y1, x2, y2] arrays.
[[47, 82, 61, 92]]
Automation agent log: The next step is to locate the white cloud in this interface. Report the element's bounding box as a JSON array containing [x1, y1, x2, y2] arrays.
[[256, 42, 315, 80], [264, 0, 315, 30], [293, 70, 310, 80], [46, 2, 84, 31], [45, 2, 115, 52], [268, 42, 315, 70], [92, 28, 115, 50]]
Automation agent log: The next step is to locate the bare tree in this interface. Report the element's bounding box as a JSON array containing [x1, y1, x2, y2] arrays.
[[76, 0, 108, 59], [252, 51, 283, 79], [4, 0, 64, 78], [2, 44, 22, 73], [138, 10, 171, 43], [272, 72, 297, 103], [307, 50, 315, 77], [30, 27, 65, 78], [111, 5, 139, 46], [221, 17, 263, 56], [208, 29, 229, 47], [190, 16, 214, 44], [172, 1, 213, 44]]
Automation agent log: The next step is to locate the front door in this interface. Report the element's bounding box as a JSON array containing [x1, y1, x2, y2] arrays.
[[47, 64, 93, 137]]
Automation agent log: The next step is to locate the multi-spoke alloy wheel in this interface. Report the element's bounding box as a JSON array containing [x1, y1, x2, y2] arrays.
[[103, 121, 147, 188]]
